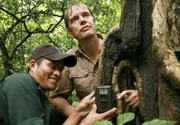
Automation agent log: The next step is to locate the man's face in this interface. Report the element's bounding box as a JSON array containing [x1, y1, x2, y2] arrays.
[[67, 4, 96, 40], [29, 58, 64, 92]]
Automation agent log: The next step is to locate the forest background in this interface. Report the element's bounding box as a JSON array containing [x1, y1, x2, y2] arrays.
[[0, 0, 121, 78]]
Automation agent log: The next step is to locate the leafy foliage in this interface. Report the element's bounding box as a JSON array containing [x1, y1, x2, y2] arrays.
[[93, 120, 114, 125], [142, 119, 177, 125], [117, 112, 135, 125], [93, 113, 177, 125], [68, 89, 79, 106]]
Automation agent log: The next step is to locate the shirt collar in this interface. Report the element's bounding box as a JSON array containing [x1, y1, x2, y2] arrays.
[[76, 34, 103, 56]]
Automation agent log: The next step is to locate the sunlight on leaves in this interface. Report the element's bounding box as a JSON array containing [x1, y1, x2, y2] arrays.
[[142, 119, 177, 125], [93, 120, 114, 125], [117, 112, 135, 125]]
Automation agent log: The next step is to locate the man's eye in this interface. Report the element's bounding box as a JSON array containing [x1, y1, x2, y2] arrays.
[[50, 65, 56, 69], [59, 67, 64, 72], [82, 12, 90, 18], [83, 13, 89, 17], [71, 17, 78, 22], [60, 67, 64, 72]]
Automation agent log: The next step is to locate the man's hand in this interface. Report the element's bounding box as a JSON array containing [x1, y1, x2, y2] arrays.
[[117, 90, 139, 108], [63, 92, 96, 125], [75, 91, 95, 117], [79, 104, 117, 125]]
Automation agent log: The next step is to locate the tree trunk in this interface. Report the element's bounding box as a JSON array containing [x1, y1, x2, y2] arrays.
[[99, 0, 180, 123], [137, 0, 159, 120], [152, 0, 180, 123]]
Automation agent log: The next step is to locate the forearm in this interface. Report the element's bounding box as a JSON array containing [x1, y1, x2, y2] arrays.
[[49, 96, 75, 116]]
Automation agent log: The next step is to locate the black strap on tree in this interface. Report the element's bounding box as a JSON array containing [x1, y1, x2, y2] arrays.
[[124, 68, 144, 125]]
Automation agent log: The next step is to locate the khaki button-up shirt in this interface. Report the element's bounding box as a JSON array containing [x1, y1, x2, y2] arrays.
[[49, 46, 101, 100]]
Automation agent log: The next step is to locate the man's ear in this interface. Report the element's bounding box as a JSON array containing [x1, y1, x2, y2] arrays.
[[29, 60, 36, 71]]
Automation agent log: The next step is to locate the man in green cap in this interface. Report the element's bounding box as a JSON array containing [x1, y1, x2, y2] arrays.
[[0, 44, 117, 125]]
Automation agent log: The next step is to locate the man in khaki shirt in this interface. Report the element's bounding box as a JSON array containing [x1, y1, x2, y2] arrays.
[[49, 35, 102, 100], [49, 2, 139, 125]]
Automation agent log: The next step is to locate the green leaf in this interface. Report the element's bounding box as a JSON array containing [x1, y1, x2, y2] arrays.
[[92, 120, 114, 125], [117, 112, 135, 125], [142, 119, 177, 125]]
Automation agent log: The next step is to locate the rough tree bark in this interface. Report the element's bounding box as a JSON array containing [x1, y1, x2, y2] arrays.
[[152, 0, 180, 123], [138, 0, 159, 120], [98, 0, 159, 121]]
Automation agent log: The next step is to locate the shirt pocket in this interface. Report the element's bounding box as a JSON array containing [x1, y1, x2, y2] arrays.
[[69, 68, 88, 78]]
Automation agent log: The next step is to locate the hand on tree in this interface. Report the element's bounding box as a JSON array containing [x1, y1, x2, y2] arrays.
[[117, 90, 139, 108]]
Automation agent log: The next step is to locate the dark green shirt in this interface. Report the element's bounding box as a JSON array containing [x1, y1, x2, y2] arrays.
[[0, 73, 51, 125]]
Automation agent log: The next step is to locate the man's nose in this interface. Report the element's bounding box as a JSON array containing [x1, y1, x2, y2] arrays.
[[53, 69, 61, 77], [79, 16, 86, 24]]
